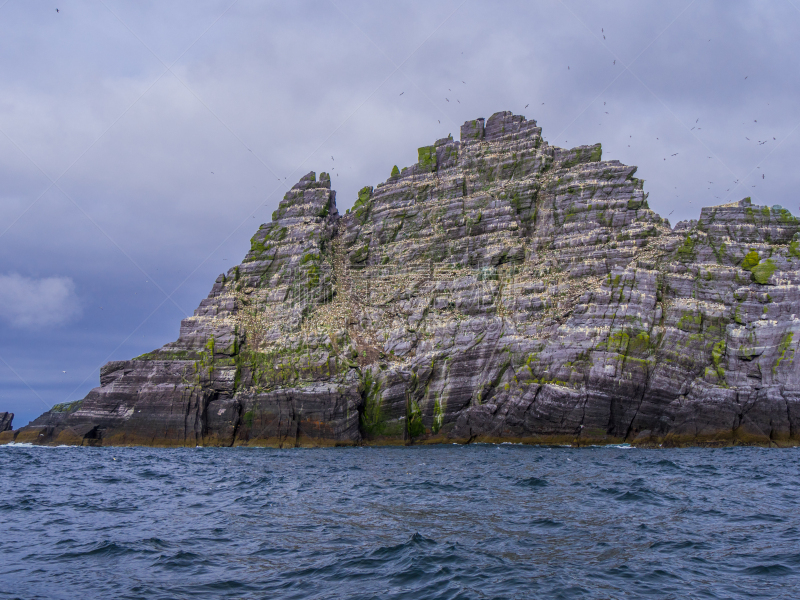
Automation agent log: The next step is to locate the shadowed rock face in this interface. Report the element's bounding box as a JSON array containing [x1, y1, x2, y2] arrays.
[[7, 112, 800, 448], [0, 412, 13, 444]]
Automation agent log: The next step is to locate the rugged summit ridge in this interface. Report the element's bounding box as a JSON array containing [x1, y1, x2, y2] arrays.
[[5, 111, 800, 447]]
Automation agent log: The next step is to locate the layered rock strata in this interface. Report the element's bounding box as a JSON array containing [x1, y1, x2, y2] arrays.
[[7, 112, 800, 447]]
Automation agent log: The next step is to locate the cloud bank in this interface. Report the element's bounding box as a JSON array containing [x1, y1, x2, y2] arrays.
[[0, 274, 82, 329]]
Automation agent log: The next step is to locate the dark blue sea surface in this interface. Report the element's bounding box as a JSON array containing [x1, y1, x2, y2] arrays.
[[1, 444, 799, 599]]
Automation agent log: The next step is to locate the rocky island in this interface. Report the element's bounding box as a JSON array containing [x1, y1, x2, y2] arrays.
[[3, 112, 799, 448]]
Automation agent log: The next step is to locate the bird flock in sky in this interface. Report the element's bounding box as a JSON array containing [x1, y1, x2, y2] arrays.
[[52, 7, 787, 260], [387, 27, 779, 215]]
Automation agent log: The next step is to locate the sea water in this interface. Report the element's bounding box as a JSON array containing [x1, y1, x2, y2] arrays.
[[1, 444, 799, 599]]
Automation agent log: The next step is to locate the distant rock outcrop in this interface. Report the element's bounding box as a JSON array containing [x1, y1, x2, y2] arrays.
[[6, 112, 800, 447], [0, 412, 12, 433]]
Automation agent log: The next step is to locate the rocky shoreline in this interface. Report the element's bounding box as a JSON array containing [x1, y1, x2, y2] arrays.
[[4, 111, 799, 448]]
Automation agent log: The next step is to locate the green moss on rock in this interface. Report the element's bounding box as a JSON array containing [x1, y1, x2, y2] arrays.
[[407, 399, 425, 438], [50, 400, 84, 414], [751, 259, 776, 284], [418, 145, 437, 173], [677, 235, 696, 261], [742, 250, 760, 271]]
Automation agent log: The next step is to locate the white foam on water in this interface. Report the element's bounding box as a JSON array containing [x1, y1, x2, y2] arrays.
[[1, 442, 86, 449]]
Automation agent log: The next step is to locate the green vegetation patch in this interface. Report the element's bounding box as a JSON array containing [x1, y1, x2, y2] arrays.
[[418, 145, 437, 172], [773, 206, 798, 225], [711, 339, 726, 379], [350, 244, 369, 264], [751, 259, 776, 284], [351, 186, 373, 224], [50, 400, 84, 414], [741, 250, 760, 271], [432, 398, 444, 434], [134, 349, 193, 361], [775, 332, 794, 372], [677, 311, 703, 332], [627, 198, 643, 210], [606, 331, 630, 354], [627, 331, 651, 355], [407, 399, 425, 438], [360, 370, 391, 438], [676, 235, 696, 261]]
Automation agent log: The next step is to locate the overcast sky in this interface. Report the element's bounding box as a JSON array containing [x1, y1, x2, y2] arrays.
[[1, 0, 798, 425]]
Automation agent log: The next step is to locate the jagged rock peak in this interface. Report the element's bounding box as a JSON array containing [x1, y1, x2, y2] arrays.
[[460, 111, 540, 143], [268, 171, 338, 227], [292, 170, 331, 190], [697, 196, 799, 246]]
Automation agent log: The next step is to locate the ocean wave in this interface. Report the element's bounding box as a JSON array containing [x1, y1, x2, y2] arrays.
[[2, 446, 799, 599]]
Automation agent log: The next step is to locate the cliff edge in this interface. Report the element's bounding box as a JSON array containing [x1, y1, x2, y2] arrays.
[[4, 111, 800, 448]]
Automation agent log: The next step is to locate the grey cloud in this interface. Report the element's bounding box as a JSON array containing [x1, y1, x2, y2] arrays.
[[0, 274, 82, 328]]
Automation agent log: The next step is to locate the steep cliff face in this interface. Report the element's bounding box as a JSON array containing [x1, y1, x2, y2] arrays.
[[7, 112, 800, 447]]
